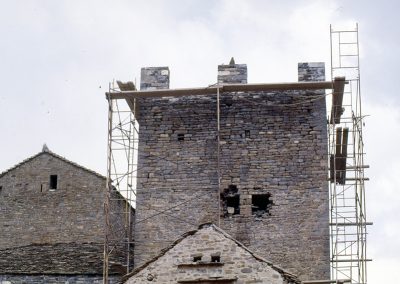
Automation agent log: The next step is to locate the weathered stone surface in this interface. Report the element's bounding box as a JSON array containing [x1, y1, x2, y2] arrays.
[[218, 59, 247, 84], [0, 151, 106, 250], [298, 62, 325, 82], [134, 74, 329, 280], [124, 224, 299, 284], [140, 67, 170, 90], [0, 275, 120, 284], [0, 150, 133, 282]]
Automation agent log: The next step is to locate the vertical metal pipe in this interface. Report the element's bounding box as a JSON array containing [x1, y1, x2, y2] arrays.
[[103, 83, 113, 284], [217, 86, 221, 228]]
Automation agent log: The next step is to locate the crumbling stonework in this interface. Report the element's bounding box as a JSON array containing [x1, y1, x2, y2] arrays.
[[134, 63, 329, 281], [124, 224, 299, 284]]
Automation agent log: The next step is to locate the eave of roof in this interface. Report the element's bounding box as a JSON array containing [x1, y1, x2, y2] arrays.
[[106, 77, 345, 99], [106, 80, 337, 100]]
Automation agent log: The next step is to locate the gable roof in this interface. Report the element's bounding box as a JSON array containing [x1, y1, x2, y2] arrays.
[[0, 147, 105, 179], [122, 223, 300, 284]]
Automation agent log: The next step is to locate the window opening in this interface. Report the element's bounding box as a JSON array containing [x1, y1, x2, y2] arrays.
[[245, 130, 250, 138], [177, 134, 185, 141], [252, 193, 273, 216], [49, 175, 58, 190], [221, 185, 240, 216], [193, 255, 202, 262], [211, 255, 221, 263]]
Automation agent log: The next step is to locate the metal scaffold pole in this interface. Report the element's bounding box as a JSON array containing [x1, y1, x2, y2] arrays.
[[328, 24, 371, 284], [103, 81, 138, 284]]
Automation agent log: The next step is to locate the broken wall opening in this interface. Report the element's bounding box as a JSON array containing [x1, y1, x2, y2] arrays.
[[251, 193, 273, 216], [221, 185, 240, 216]]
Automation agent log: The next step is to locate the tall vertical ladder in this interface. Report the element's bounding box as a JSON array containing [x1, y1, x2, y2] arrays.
[[328, 24, 371, 284]]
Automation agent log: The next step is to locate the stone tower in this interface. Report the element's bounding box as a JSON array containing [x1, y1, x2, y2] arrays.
[[134, 62, 329, 281]]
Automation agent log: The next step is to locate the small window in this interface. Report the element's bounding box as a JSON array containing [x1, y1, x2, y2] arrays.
[[211, 255, 221, 263], [245, 130, 250, 138], [49, 175, 58, 190], [0, 186, 3, 193], [177, 134, 185, 141], [193, 255, 202, 262], [252, 193, 273, 216]]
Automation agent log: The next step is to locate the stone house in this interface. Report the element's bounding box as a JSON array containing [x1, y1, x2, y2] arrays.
[[123, 223, 300, 284], [125, 60, 332, 281], [0, 146, 132, 284]]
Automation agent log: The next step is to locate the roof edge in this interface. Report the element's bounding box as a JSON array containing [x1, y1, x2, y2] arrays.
[[0, 150, 106, 180], [121, 223, 300, 284]]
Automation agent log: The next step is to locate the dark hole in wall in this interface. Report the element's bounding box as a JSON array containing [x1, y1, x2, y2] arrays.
[[177, 134, 185, 141], [221, 185, 240, 216], [224, 98, 233, 107], [49, 175, 58, 190], [193, 255, 202, 262], [252, 193, 273, 216], [211, 255, 221, 263], [0, 186, 2, 193], [245, 130, 250, 138]]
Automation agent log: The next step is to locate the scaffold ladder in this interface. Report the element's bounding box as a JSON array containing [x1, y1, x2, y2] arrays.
[[329, 24, 371, 284]]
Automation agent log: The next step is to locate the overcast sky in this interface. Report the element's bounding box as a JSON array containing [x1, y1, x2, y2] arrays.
[[0, 1, 398, 283]]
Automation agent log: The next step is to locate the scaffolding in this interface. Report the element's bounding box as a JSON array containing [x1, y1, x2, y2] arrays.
[[102, 25, 370, 284], [328, 24, 371, 284], [103, 81, 138, 283]]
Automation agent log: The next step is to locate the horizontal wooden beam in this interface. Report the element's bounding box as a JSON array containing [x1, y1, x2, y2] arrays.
[[106, 81, 334, 100]]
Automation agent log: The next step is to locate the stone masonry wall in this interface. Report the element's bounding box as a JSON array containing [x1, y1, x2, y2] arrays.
[[126, 225, 297, 284], [0, 275, 120, 284], [0, 152, 105, 249], [0, 151, 133, 282], [134, 86, 329, 280]]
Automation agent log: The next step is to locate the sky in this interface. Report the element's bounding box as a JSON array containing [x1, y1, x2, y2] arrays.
[[0, 0, 398, 283]]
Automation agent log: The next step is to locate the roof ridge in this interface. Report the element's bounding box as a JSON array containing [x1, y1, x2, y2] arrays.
[[121, 223, 300, 284], [0, 150, 105, 179]]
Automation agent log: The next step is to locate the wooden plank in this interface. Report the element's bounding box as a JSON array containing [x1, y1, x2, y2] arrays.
[[330, 77, 346, 124], [339, 127, 349, 184], [116, 80, 136, 91], [106, 81, 334, 100]]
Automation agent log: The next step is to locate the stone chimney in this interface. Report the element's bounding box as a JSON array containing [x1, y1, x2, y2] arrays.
[[140, 67, 170, 90], [298, 62, 325, 81], [218, 57, 247, 84]]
